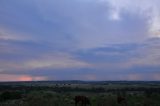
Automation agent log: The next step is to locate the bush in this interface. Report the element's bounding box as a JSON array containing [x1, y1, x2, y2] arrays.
[[0, 91, 22, 101]]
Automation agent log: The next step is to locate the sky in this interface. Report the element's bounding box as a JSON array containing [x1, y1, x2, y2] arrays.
[[0, 0, 160, 81]]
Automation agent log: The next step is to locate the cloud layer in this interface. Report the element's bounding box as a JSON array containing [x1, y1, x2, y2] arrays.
[[0, 0, 160, 81]]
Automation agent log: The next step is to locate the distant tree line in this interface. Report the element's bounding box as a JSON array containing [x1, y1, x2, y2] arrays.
[[0, 85, 160, 94]]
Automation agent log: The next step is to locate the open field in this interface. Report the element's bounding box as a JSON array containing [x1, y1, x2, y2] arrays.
[[0, 81, 160, 106]]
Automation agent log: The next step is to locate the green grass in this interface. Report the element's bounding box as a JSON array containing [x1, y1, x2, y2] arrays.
[[0, 81, 160, 106]]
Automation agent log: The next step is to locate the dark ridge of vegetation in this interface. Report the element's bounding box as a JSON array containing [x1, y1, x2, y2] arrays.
[[0, 80, 160, 85]]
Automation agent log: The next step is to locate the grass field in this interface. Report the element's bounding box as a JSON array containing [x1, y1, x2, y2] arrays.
[[0, 81, 160, 106]]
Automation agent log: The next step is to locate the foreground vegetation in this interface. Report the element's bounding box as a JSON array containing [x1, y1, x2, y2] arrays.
[[0, 81, 160, 106]]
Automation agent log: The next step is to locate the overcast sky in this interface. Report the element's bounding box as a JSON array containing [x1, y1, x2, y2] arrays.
[[0, 0, 160, 81]]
